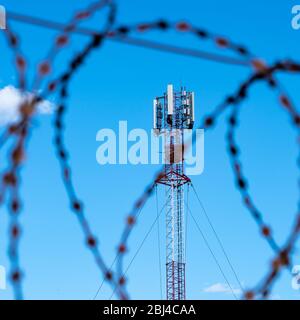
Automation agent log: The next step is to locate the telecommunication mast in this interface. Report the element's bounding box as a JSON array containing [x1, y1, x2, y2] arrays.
[[154, 84, 195, 300]]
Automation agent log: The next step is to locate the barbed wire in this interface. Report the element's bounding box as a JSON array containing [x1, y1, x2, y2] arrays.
[[45, 13, 261, 300], [1, 1, 300, 300], [224, 63, 300, 299], [1, 0, 125, 300], [6, 11, 251, 68], [113, 60, 300, 299]]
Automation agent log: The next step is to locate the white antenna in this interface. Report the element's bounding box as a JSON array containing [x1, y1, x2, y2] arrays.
[[191, 92, 195, 122], [153, 99, 157, 129], [167, 84, 174, 115]]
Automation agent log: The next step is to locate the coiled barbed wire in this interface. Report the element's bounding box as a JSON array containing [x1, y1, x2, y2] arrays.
[[1, 1, 300, 300], [49, 17, 262, 299], [1, 0, 124, 300], [113, 61, 300, 299]]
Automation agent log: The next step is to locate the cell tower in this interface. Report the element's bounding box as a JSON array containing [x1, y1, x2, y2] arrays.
[[154, 84, 195, 300]]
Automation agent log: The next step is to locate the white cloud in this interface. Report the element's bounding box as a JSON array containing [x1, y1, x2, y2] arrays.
[[0, 85, 54, 126], [203, 283, 241, 295]]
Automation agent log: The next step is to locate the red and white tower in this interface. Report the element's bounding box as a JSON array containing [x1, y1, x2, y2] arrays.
[[154, 84, 195, 300]]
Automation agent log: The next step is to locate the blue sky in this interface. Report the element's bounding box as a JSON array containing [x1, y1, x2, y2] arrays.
[[0, 0, 300, 300]]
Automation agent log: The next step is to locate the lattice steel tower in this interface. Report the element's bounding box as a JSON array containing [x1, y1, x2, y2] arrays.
[[154, 84, 195, 300]]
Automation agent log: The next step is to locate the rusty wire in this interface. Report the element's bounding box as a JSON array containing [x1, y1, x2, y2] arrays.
[[1, 1, 300, 300]]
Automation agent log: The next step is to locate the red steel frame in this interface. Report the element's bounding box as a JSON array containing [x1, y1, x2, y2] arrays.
[[155, 86, 194, 300]]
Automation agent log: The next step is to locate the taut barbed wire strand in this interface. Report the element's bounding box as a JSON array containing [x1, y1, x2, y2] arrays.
[[7, 11, 251, 68]]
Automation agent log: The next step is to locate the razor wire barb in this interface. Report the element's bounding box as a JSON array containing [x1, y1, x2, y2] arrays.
[[0, 0, 300, 300]]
